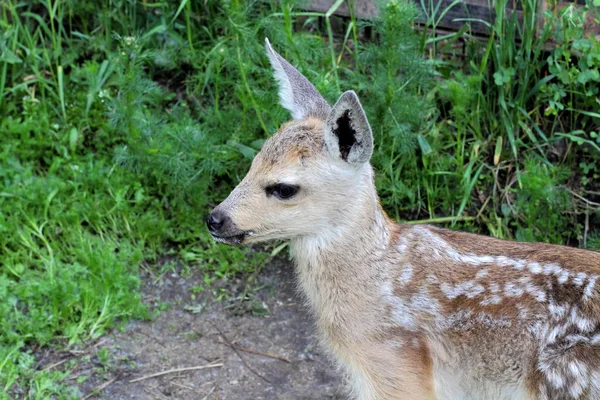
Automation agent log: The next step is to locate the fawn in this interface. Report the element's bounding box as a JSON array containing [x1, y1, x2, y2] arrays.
[[207, 39, 600, 399]]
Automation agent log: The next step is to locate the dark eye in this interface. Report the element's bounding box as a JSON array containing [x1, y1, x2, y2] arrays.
[[266, 183, 299, 200]]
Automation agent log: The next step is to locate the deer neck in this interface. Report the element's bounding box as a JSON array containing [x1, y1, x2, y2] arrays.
[[289, 169, 393, 330], [292, 169, 390, 268]]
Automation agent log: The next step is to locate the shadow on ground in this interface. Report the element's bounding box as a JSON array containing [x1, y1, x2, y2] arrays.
[[79, 257, 345, 399]]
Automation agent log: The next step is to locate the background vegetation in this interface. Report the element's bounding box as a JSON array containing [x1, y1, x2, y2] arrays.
[[1, 0, 599, 397]]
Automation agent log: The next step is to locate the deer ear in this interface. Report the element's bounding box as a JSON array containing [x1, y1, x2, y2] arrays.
[[265, 38, 331, 120], [324, 91, 373, 165]]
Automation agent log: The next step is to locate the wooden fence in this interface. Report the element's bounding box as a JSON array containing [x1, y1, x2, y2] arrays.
[[306, 0, 599, 38]]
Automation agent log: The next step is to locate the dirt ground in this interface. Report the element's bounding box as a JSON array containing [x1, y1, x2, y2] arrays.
[[77, 258, 346, 399]]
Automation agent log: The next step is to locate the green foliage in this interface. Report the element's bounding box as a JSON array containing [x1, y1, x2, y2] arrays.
[[511, 161, 571, 243], [358, 0, 438, 217], [586, 231, 600, 251], [540, 5, 600, 137], [0, 0, 271, 396], [539, 6, 600, 202], [429, 0, 600, 242], [0, 81, 151, 397]]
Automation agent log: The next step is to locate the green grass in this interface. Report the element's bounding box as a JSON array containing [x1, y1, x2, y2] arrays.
[[430, 0, 600, 242], [1, 0, 599, 397]]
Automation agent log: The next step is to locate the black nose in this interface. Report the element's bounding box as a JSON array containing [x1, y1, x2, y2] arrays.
[[207, 211, 226, 233]]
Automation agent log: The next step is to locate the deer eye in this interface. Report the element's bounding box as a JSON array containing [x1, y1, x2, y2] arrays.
[[266, 183, 299, 200]]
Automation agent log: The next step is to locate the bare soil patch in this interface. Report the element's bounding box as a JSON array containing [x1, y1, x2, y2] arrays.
[[77, 258, 345, 399]]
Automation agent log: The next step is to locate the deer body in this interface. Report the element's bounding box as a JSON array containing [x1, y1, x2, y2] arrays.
[[207, 39, 600, 399], [294, 217, 600, 399]]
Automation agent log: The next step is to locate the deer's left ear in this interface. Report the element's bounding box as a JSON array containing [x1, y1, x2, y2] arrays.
[[265, 38, 331, 120], [324, 90, 373, 165]]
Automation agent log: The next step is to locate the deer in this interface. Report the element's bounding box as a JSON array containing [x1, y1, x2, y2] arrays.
[[206, 38, 600, 399]]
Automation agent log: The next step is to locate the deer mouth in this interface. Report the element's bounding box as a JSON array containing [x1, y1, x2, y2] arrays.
[[211, 232, 248, 245]]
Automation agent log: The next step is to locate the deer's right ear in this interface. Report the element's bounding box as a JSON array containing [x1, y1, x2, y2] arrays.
[[324, 91, 373, 165], [265, 38, 331, 120]]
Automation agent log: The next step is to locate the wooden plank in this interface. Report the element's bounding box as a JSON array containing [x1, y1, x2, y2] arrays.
[[305, 0, 599, 40], [307, 0, 378, 18], [305, 0, 523, 35]]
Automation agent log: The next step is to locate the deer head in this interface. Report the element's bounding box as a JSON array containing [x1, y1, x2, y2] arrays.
[[207, 39, 376, 246]]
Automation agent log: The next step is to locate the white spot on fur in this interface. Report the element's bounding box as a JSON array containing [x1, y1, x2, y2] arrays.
[[489, 282, 501, 294], [516, 304, 530, 320], [440, 280, 485, 300], [397, 235, 409, 253], [531, 321, 548, 340], [440, 282, 460, 299], [475, 269, 489, 279], [569, 382, 585, 398], [476, 255, 495, 264], [548, 302, 568, 318], [518, 275, 532, 285], [381, 281, 393, 297], [565, 334, 589, 344], [584, 275, 598, 299], [573, 272, 587, 286], [569, 360, 588, 380], [547, 324, 568, 344], [558, 270, 570, 284], [494, 256, 512, 266], [528, 262, 543, 274], [504, 282, 524, 297], [480, 295, 502, 306], [525, 283, 547, 302], [398, 264, 413, 285], [410, 286, 440, 318], [545, 368, 566, 389], [468, 284, 485, 298], [543, 263, 562, 275], [382, 282, 417, 331], [542, 265, 553, 274], [569, 307, 595, 332], [510, 259, 526, 270]]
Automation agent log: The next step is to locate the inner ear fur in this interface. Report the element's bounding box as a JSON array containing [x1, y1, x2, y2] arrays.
[[265, 38, 331, 121], [325, 91, 374, 165]]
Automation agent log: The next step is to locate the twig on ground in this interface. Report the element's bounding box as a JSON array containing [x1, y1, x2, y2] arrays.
[[82, 377, 117, 400], [475, 196, 491, 221], [209, 323, 272, 384], [128, 363, 223, 383], [170, 381, 203, 396], [41, 358, 69, 371], [568, 188, 600, 207], [201, 385, 217, 400], [220, 341, 292, 364], [91, 338, 109, 348], [143, 386, 169, 400]]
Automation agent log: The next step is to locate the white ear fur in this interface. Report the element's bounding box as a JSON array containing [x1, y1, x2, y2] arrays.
[[265, 38, 331, 120], [324, 90, 373, 165]]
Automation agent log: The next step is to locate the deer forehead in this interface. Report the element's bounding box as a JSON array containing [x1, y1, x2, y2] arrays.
[[252, 118, 326, 174]]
